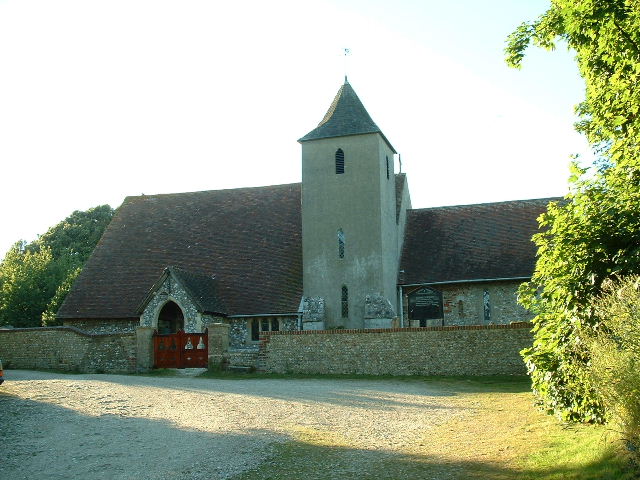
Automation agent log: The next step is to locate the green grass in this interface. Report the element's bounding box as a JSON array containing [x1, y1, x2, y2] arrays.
[[198, 368, 531, 388], [518, 422, 633, 480]]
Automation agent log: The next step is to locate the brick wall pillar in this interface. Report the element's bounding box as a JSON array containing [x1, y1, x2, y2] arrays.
[[136, 326, 155, 372], [207, 323, 230, 369]]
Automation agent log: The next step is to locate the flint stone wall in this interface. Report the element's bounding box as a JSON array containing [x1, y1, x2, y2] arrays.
[[62, 318, 138, 334], [228, 317, 299, 350], [259, 322, 532, 376], [140, 275, 217, 332], [403, 280, 533, 328], [0, 326, 136, 373]]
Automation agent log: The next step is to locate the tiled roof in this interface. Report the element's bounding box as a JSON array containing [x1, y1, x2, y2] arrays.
[[137, 267, 228, 315], [299, 80, 396, 153], [169, 267, 228, 315], [399, 198, 559, 285], [58, 183, 302, 319]]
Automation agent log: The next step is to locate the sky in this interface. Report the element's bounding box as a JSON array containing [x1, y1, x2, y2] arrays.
[[0, 0, 592, 259]]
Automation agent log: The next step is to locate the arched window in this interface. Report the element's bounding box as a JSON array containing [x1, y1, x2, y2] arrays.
[[386, 156, 390, 179], [335, 148, 345, 174], [338, 228, 345, 258], [157, 301, 184, 334], [483, 290, 491, 323], [251, 319, 260, 341], [341, 285, 349, 318]]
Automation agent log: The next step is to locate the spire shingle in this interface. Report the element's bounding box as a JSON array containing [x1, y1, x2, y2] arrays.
[[299, 81, 395, 152]]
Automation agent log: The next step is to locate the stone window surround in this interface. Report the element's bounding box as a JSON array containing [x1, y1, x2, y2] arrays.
[[147, 296, 189, 329], [341, 285, 349, 318], [249, 317, 282, 343]]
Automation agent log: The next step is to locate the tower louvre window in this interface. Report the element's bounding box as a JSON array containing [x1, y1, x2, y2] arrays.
[[386, 156, 390, 179], [341, 285, 349, 318], [335, 148, 345, 174], [338, 228, 345, 258]]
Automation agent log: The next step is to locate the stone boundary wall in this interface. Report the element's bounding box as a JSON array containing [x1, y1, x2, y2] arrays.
[[0, 327, 136, 373], [228, 350, 259, 369], [62, 318, 139, 334], [258, 323, 533, 375]]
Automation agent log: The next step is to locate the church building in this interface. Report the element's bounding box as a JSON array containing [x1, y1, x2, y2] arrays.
[[57, 80, 555, 355]]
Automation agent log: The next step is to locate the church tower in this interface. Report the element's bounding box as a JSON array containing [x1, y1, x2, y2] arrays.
[[299, 79, 399, 329]]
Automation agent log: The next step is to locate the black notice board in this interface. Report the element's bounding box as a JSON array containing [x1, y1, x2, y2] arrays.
[[408, 287, 443, 320]]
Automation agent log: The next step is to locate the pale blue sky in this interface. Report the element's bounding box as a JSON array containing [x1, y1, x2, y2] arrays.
[[0, 0, 590, 257]]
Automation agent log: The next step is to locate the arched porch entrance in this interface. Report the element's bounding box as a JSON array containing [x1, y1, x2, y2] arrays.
[[153, 301, 208, 369], [157, 301, 184, 334]]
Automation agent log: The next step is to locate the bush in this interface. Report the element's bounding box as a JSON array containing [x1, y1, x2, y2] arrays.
[[586, 276, 640, 464]]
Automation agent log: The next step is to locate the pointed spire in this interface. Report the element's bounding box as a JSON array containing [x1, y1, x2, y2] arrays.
[[299, 82, 396, 152]]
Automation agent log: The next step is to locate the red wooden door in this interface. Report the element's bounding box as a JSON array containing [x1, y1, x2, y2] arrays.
[[153, 329, 208, 368]]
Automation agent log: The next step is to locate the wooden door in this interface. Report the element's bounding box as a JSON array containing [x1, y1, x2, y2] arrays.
[[153, 329, 208, 368]]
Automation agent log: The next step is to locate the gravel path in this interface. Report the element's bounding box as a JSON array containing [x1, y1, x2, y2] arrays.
[[1, 370, 467, 480]]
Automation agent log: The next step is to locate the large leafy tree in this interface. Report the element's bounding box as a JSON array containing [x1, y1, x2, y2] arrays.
[[0, 205, 114, 327], [506, 0, 640, 421], [0, 242, 57, 328], [37, 205, 114, 261]]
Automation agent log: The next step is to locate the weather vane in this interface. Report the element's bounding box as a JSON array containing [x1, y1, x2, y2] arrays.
[[344, 48, 351, 83]]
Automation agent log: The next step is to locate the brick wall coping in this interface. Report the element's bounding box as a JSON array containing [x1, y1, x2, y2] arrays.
[[260, 322, 532, 339], [0, 326, 136, 338]]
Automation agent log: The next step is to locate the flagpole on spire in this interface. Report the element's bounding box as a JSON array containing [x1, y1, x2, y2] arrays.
[[344, 48, 351, 83]]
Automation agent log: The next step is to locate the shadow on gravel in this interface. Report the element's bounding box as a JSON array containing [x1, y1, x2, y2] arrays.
[[91, 372, 530, 408], [230, 437, 627, 480], [0, 391, 285, 480], [5, 370, 530, 412]]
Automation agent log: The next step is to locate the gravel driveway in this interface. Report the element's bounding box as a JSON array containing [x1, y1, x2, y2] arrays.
[[1, 370, 468, 480]]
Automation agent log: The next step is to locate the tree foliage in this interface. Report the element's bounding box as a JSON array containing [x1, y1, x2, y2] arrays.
[[587, 277, 640, 462], [37, 205, 114, 260], [507, 0, 640, 421], [0, 243, 57, 328], [41, 267, 82, 327], [0, 205, 114, 327]]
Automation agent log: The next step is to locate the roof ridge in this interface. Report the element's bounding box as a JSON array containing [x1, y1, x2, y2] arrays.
[[125, 182, 302, 202], [408, 197, 562, 212]]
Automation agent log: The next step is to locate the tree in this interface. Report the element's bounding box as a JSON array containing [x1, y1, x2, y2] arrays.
[[506, 0, 640, 421], [41, 267, 82, 326], [0, 242, 57, 328], [36, 205, 114, 261], [587, 277, 640, 461], [0, 205, 114, 327]]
